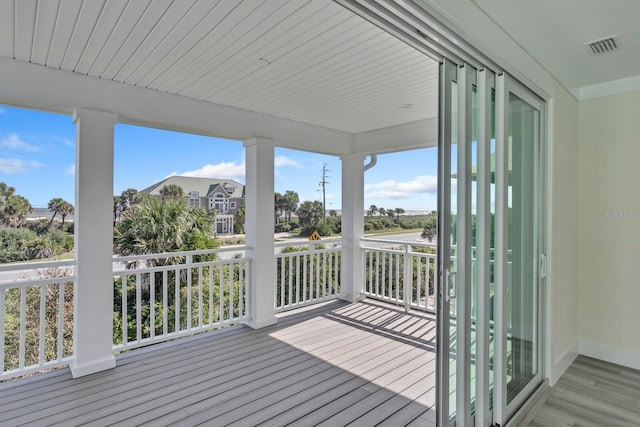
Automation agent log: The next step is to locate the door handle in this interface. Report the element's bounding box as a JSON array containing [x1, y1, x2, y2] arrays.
[[447, 270, 457, 301]]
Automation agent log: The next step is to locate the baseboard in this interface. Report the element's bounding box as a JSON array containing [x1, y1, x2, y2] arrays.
[[550, 340, 579, 386], [578, 339, 640, 371]]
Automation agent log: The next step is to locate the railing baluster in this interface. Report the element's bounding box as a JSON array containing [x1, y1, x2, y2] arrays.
[[174, 268, 180, 333], [295, 255, 300, 304], [228, 264, 234, 321], [39, 284, 46, 365], [0, 288, 5, 372], [186, 256, 192, 330], [287, 256, 292, 308], [150, 270, 156, 339], [198, 266, 203, 328], [162, 270, 168, 336], [19, 286, 26, 369], [417, 255, 423, 309], [209, 266, 214, 324], [218, 265, 224, 323], [122, 274, 127, 346], [238, 262, 244, 318], [136, 272, 142, 342]]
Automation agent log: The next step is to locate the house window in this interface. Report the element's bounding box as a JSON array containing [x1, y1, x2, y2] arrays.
[[214, 192, 228, 213], [230, 201, 236, 209]]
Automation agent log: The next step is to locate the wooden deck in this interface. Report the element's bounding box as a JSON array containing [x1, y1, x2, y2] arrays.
[[0, 299, 436, 426]]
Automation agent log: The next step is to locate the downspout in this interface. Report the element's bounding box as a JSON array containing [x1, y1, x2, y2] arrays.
[[364, 154, 377, 172]]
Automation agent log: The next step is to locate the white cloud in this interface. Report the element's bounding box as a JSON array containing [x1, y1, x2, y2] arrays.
[[181, 161, 245, 179], [274, 155, 302, 168], [0, 133, 39, 153], [0, 158, 43, 174], [365, 175, 438, 199], [66, 164, 75, 175], [62, 138, 74, 147]]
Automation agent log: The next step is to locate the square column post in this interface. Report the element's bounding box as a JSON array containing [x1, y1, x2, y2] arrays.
[[244, 138, 277, 329], [71, 108, 117, 378], [340, 153, 366, 302]]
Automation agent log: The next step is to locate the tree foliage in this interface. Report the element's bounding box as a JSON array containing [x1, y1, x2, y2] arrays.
[[113, 196, 218, 266], [0, 183, 32, 227], [159, 184, 185, 199], [296, 200, 324, 235]]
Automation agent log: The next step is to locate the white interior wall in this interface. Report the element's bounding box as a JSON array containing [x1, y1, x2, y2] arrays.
[[577, 90, 640, 369], [548, 85, 579, 383]]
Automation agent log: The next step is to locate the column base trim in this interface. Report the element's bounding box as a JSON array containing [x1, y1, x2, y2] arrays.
[[70, 355, 116, 378], [245, 316, 278, 330], [339, 293, 366, 303]]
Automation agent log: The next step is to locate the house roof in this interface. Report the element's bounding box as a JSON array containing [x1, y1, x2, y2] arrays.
[[140, 176, 244, 198]]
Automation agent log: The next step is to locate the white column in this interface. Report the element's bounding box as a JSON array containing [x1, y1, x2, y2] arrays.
[[243, 138, 277, 329], [340, 153, 366, 302], [71, 108, 117, 378]]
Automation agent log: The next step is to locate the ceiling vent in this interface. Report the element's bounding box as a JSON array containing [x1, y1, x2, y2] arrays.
[[585, 36, 619, 55]]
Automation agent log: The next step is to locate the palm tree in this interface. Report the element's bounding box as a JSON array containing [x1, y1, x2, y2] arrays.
[[119, 188, 140, 214], [283, 190, 299, 223], [386, 210, 395, 228], [58, 201, 74, 225], [4, 195, 32, 227], [367, 204, 378, 219], [274, 192, 286, 224], [159, 184, 184, 199], [47, 197, 65, 226], [394, 207, 405, 222], [378, 207, 386, 218], [114, 196, 215, 266]]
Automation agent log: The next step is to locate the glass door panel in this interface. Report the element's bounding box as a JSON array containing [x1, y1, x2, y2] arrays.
[[437, 58, 457, 427], [494, 73, 543, 424], [506, 92, 540, 406]]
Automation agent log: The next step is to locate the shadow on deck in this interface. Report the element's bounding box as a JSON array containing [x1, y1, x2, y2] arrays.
[[0, 299, 436, 426]]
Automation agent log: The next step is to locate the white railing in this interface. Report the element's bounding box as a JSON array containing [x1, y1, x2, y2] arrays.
[[361, 238, 437, 313], [0, 260, 74, 381], [274, 238, 342, 313], [112, 246, 250, 352]]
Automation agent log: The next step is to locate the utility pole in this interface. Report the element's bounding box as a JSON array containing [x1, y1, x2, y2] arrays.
[[319, 163, 331, 230]]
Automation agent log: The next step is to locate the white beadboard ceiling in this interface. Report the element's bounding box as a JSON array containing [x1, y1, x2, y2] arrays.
[[0, 0, 439, 134]]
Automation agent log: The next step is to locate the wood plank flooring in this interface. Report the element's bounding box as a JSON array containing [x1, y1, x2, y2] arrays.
[[0, 299, 436, 426], [527, 355, 640, 427]]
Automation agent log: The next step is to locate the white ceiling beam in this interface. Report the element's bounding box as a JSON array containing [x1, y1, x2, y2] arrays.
[[353, 117, 438, 154], [0, 58, 355, 156]]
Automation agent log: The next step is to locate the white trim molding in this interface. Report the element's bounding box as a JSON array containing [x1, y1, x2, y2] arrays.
[[550, 340, 579, 386], [577, 74, 640, 101], [579, 339, 640, 371]]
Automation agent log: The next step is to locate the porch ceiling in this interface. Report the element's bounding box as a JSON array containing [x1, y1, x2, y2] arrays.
[[0, 0, 438, 135]]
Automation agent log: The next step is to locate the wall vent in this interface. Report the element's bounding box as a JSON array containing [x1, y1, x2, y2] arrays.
[[585, 36, 619, 55]]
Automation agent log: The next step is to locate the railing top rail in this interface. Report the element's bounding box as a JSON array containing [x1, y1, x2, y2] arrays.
[[113, 257, 250, 275], [273, 237, 342, 248], [113, 245, 250, 263], [0, 259, 75, 272], [0, 275, 76, 290], [360, 237, 436, 247]]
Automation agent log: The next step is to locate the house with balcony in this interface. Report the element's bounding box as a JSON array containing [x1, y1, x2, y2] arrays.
[[1, 1, 639, 426], [140, 176, 245, 235]]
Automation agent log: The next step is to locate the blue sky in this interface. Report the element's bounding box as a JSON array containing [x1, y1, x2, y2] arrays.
[[0, 105, 438, 211]]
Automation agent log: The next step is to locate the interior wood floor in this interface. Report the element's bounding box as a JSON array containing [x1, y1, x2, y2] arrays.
[[527, 355, 640, 427], [0, 299, 436, 427]]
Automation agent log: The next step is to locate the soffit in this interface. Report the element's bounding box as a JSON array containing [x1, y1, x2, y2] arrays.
[[0, 0, 438, 134]]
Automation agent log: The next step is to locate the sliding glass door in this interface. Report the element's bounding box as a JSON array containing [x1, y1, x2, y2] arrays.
[[438, 64, 544, 426]]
